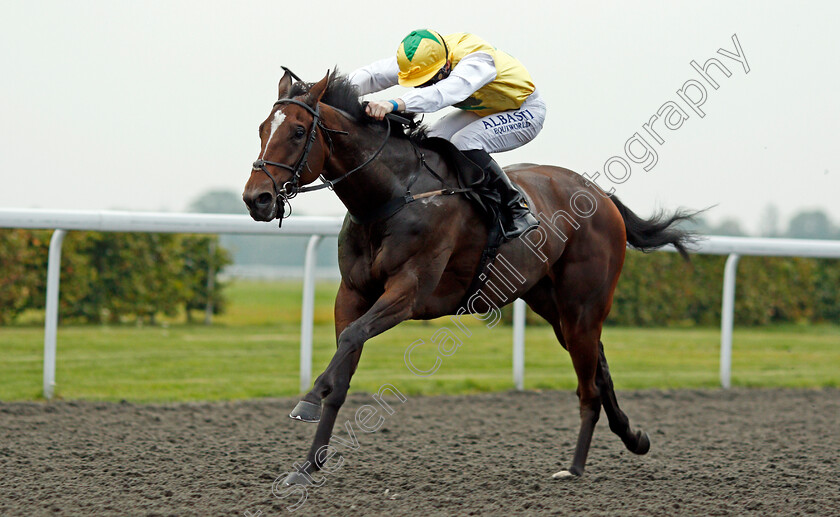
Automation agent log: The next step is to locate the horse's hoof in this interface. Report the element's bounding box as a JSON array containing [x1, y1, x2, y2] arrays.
[[632, 430, 651, 455], [552, 469, 581, 480], [283, 471, 312, 486], [289, 400, 321, 423]]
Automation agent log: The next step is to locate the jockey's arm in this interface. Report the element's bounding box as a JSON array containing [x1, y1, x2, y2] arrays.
[[353, 52, 497, 120], [399, 52, 497, 113], [348, 57, 400, 95]]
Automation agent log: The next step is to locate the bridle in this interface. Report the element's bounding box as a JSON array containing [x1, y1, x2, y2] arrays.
[[251, 71, 401, 226], [252, 100, 330, 194], [251, 67, 467, 228]]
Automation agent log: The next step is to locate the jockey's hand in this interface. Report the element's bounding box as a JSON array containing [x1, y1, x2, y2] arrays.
[[366, 99, 405, 120]]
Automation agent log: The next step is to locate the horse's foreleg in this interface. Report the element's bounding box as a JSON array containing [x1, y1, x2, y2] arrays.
[[596, 341, 650, 455], [290, 282, 371, 423], [283, 276, 418, 486]]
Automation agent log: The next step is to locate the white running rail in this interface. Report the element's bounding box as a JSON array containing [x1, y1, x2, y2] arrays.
[[2, 208, 839, 397], [0, 209, 342, 399], [512, 236, 840, 389]]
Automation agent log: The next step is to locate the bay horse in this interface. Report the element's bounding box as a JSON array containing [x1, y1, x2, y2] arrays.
[[243, 70, 695, 483]]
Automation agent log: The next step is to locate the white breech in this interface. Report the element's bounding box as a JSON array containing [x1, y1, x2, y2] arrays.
[[426, 89, 547, 153]]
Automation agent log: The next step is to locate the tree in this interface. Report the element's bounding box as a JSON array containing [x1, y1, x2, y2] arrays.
[[785, 210, 836, 240], [758, 204, 780, 237], [61, 232, 187, 323], [1, 230, 231, 325], [181, 235, 232, 322], [0, 230, 48, 324], [187, 190, 247, 214], [679, 215, 712, 235], [709, 218, 747, 237]]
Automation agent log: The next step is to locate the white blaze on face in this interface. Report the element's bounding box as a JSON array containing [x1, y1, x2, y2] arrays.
[[260, 110, 287, 159]]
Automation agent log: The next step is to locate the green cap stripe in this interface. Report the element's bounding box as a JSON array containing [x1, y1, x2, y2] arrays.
[[402, 29, 440, 62]]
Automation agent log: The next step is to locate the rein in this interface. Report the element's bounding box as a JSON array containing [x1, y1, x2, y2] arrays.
[[252, 73, 471, 226], [251, 98, 398, 225]]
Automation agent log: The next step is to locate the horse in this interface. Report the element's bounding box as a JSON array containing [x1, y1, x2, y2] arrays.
[[243, 69, 696, 483]]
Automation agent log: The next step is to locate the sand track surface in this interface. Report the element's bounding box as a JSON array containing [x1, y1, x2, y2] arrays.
[[2, 388, 839, 516]]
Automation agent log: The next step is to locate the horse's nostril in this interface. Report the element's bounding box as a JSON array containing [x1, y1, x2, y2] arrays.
[[256, 193, 273, 208]]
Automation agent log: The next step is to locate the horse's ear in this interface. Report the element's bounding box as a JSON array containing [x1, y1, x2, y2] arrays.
[[304, 70, 330, 108], [278, 69, 294, 100]]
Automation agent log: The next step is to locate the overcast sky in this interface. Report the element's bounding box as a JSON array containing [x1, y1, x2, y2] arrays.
[[1, 1, 838, 234]]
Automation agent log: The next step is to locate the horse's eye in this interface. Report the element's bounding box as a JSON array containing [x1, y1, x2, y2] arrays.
[[294, 126, 305, 139]]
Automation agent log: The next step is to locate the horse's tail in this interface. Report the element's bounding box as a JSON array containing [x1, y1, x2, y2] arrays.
[[609, 194, 700, 261]]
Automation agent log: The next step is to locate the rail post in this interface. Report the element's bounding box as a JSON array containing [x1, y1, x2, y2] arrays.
[[43, 229, 67, 400], [720, 253, 741, 389], [513, 298, 526, 390], [300, 235, 323, 392]]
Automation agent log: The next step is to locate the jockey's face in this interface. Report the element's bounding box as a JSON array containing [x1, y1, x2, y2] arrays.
[[418, 60, 452, 88]]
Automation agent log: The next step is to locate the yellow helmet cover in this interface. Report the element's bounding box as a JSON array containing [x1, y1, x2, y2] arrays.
[[396, 29, 449, 87]]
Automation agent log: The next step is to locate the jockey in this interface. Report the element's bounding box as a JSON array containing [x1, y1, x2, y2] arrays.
[[349, 29, 543, 239]]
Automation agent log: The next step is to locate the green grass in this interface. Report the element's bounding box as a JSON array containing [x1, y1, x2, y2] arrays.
[[1, 280, 838, 402]]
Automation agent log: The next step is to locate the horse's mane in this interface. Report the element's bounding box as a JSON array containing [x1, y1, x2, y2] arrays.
[[288, 69, 427, 141]]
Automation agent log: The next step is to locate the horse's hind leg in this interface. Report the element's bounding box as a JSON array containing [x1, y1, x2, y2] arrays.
[[596, 341, 650, 455], [523, 279, 603, 478], [551, 318, 603, 479]]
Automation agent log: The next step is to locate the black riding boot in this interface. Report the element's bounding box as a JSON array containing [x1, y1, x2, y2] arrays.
[[463, 149, 539, 240]]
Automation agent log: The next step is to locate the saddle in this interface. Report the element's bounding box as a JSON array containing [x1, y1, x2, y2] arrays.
[[418, 137, 503, 220]]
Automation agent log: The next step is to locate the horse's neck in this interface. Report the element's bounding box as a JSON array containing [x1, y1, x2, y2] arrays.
[[323, 117, 427, 217]]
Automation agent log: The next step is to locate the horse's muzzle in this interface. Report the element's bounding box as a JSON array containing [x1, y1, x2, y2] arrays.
[[243, 190, 277, 222]]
